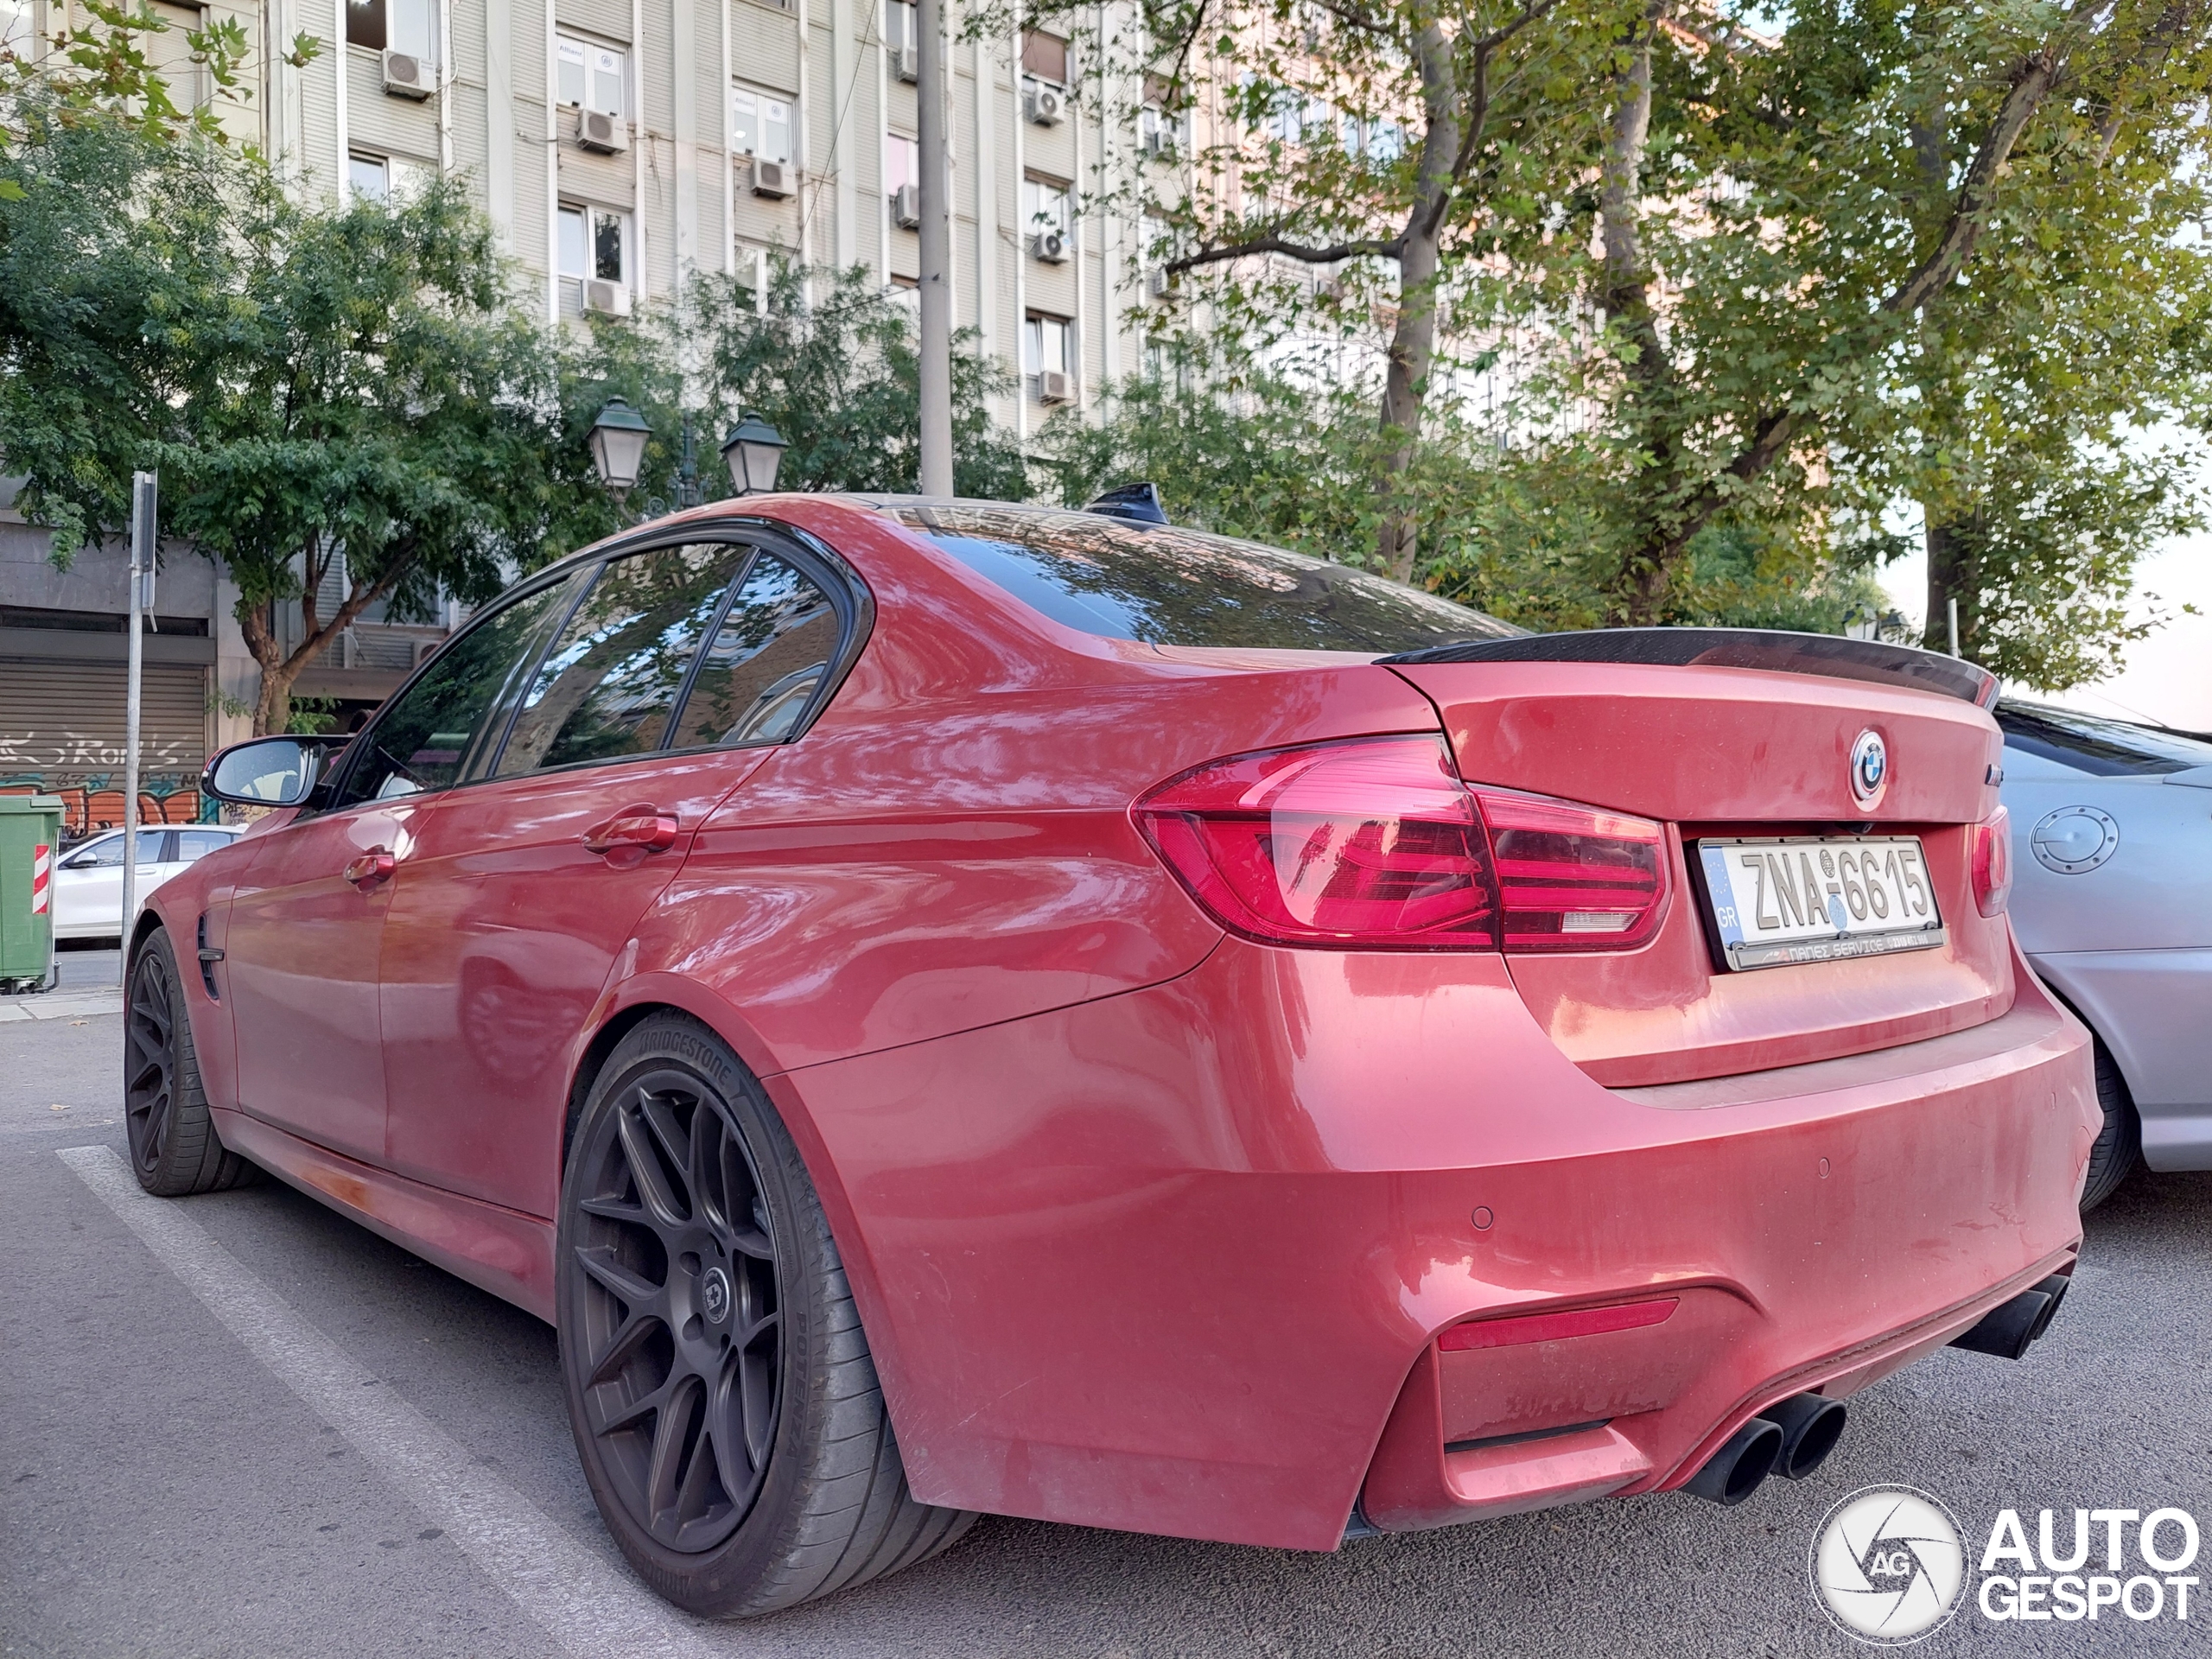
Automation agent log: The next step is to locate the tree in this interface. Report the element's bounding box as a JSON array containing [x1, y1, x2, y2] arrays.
[[0, 103, 238, 558], [1571, 0, 2212, 672], [557, 257, 1027, 512], [1040, 356, 1891, 633], [1118, 0, 1610, 577], [152, 177, 593, 734]]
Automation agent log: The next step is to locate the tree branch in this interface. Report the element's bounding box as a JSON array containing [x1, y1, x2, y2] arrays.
[[1615, 15, 2083, 596], [281, 551, 414, 682], [1166, 231, 1403, 272]]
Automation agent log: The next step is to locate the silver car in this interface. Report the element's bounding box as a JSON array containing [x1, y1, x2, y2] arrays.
[[1998, 700, 2212, 1205]]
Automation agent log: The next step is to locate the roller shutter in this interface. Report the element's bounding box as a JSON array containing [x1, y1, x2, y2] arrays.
[[0, 660, 211, 773]]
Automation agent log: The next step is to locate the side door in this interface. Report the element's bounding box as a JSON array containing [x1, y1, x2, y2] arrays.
[[380, 537, 854, 1217], [222, 570, 588, 1163]]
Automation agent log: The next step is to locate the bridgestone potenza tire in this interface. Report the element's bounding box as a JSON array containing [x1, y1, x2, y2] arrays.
[[2079, 1036, 2142, 1213], [124, 928, 261, 1196], [556, 1013, 976, 1616]]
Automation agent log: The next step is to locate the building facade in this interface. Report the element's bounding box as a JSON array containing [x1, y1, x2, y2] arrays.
[[2, 0, 1163, 836]]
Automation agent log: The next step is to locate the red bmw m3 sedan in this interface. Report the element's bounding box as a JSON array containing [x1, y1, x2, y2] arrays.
[[130, 495, 2096, 1615]]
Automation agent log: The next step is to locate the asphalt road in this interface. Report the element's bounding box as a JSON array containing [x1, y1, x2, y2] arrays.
[[3, 1010, 2208, 1659]]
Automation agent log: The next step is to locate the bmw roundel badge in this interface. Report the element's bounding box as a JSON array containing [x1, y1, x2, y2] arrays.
[[1849, 728, 1889, 809]]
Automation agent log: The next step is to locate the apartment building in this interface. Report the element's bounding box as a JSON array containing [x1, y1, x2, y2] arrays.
[[2, 0, 1166, 832], [262, 0, 1145, 429]]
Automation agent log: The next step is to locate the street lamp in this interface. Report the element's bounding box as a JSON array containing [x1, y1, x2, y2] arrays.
[[721, 414, 788, 495], [587, 398, 652, 495]]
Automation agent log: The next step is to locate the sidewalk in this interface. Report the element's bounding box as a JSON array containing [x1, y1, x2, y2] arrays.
[[0, 988, 124, 1021]]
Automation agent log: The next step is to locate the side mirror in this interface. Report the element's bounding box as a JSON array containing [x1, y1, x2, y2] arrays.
[[201, 736, 330, 808]]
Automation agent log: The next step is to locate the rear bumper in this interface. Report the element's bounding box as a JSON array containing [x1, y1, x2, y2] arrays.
[[775, 938, 2099, 1551], [2028, 947, 2212, 1170]]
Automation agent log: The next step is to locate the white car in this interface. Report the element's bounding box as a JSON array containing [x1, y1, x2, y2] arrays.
[[1998, 700, 2212, 1206], [51, 826, 243, 942]]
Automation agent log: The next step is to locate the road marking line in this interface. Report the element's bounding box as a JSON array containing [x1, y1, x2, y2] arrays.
[[58, 1144, 720, 1659]]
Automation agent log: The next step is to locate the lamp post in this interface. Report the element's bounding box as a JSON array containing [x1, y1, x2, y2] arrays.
[[586, 398, 652, 499], [721, 414, 788, 494]]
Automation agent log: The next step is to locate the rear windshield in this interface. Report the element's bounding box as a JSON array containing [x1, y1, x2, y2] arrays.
[[886, 503, 1519, 653], [1996, 702, 2212, 776]]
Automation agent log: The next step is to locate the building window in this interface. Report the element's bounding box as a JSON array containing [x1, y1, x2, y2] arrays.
[[886, 132, 918, 200], [731, 86, 793, 165], [1023, 313, 1071, 377], [1021, 175, 1070, 238], [884, 0, 916, 54], [556, 35, 626, 117], [734, 245, 769, 315], [1020, 29, 1065, 83], [346, 0, 437, 61], [349, 153, 427, 203], [349, 153, 390, 201], [558, 203, 627, 283]]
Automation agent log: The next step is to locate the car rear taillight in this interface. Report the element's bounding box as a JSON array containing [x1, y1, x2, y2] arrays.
[[1133, 735, 1669, 952], [1971, 804, 2012, 918], [1471, 786, 1668, 952]]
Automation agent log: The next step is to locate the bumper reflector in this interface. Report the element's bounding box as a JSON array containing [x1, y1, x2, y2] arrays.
[[1439, 1297, 1680, 1352]]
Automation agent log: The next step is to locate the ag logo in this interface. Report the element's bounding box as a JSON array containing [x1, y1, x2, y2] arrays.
[[1810, 1485, 1968, 1645]]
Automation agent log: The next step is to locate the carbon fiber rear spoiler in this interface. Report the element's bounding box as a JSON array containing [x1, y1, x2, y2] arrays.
[[1381, 627, 1997, 708]]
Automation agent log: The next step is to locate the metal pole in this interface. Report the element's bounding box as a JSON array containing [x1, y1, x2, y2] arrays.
[[122, 471, 156, 969], [1947, 595, 1961, 658], [916, 0, 954, 496]]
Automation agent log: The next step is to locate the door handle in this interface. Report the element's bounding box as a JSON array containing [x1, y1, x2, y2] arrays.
[[582, 808, 679, 859], [344, 848, 397, 891]]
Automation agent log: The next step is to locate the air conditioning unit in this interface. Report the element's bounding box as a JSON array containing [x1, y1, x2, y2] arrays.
[[1025, 83, 1065, 126], [1036, 369, 1075, 404], [577, 109, 628, 154], [1032, 227, 1069, 264], [1145, 265, 1173, 299], [752, 157, 793, 198], [382, 49, 432, 99], [893, 183, 921, 229], [894, 43, 919, 82], [583, 278, 632, 316]]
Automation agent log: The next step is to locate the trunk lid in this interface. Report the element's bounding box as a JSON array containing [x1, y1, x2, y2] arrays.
[[1387, 637, 2010, 1087]]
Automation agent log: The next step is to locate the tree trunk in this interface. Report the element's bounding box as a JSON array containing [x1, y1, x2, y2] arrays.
[[1374, 20, 1459, 583], [1597, 6, 1673, 626], [233, 544, 415, 734], [1922, 510, 1981, 660]]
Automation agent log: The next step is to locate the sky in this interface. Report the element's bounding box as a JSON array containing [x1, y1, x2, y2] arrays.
[[1879, 531, 2212, 734]]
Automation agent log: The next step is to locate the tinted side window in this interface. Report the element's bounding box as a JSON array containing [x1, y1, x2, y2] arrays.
[[667, 554, 841, 749], [176, 830, 232, 861], [497, 543, 751, 778], [334, 571, 588, 808]]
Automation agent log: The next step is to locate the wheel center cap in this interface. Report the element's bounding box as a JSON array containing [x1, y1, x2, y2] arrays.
[[701, 1266, 732, 1325]]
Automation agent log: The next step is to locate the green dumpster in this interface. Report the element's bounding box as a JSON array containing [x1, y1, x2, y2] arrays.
[[0, 794, 63, 993]]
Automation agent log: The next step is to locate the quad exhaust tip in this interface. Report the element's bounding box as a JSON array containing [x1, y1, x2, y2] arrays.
[[1682, 1392, 1848, 1506], [1948, 1274, 2071, 1361]]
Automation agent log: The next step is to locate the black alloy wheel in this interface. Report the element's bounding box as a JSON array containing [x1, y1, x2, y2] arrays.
[[556, 1014, 976, 1615], [124, 944, 181, 1179], [123, 929, 259, 1196], [568, 1068, 783, 1553]]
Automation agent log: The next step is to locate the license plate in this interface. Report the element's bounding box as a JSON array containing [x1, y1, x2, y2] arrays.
[[1694, 836, 1946, 971]]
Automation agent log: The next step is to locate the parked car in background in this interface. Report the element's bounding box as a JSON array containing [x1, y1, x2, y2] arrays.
[[1997, 700, 2212, 1205], [52, 825, 240, 942], [125, 499, 2094, 1618]]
